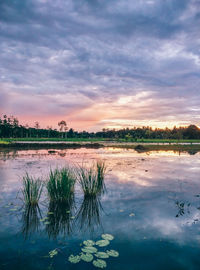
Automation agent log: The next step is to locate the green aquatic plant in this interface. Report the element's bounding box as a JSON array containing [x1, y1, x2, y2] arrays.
[[49, 249, 58, 258], [77, 161, 106, 197], [95, 252, 109, 259], [80, 253, 93, 262], [68, 233, 119, 268], [46, 167, 76, 203], [106, 250, 119, 257], [96, 239, 110, 247], [83, 240, 95, 246], [81, 246, 98, 253], [93, 259, 107, 268], [102, 234, 114, 241], [22, 173, 43, 206], [68, 255, 81, 264]]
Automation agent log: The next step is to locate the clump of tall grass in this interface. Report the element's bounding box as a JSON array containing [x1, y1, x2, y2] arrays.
[[77, 161, 106, 197], [46, 167, 76, 203], [22, 173, 43, 206]]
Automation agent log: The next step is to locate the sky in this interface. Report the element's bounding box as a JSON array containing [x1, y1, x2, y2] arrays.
[[0, 0, 200, 131]]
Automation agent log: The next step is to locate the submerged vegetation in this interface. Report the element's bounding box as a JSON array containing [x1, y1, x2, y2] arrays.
[[46, 168, 76, 203], [22, 173, 43, 206], [77, 161, 106, 197]]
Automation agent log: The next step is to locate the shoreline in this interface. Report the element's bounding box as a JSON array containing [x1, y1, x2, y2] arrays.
[[1, 141, 200, 154]]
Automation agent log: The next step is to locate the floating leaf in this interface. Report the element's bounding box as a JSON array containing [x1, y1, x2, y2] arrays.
[[70, 216, 75, 219], [41, 217, 49, 221], [44, 221, 50, 225], [101, 234, 114, 241], [95, 252, 109, 259], [81, 253, 93, 262], [83, 240, 95, 246], [68, 255, 81, 264], [48, 212, 54, 215], [119, 209, 124, 212], [93, 259, 107, 268], [49, 249, 58, 258], [106, 250, 119, 257], [81, 246, 98, 253], [96, 240, 110, 247], [66, 210, 70, 214]]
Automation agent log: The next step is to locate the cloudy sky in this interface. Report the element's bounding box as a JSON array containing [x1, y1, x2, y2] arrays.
[[0, 0, 200, 131]]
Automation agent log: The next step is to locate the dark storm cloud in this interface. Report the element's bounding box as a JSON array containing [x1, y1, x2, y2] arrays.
[[0, 0, 200, 129]]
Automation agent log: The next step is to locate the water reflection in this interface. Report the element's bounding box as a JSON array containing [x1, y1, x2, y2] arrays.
[[76, 196, 103, 232], [1, 148, 200, 269], [21, 204, 42, 239], [45, 197, 75, 239], [19, 195, 104, 239]]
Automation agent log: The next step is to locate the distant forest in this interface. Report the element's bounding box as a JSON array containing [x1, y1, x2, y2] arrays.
[[1, 114, 200, 140]]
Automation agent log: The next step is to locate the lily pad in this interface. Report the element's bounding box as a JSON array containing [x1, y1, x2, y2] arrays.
[[95, 252, 109, 259], [83, 240, 95, 246], [101, 234, 114, 241], [81, 253, 93, 262], [81, 246, 98, 253], [96, 240, 110, 247], [106, 250, 119, 257], [49, 249, 58, 258], [44, 221, 50, 225], [68, 255, 81, 264], [93, 259, 107, 268]]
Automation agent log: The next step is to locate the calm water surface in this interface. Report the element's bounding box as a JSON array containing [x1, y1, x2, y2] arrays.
[[0, 147, 200, 270]]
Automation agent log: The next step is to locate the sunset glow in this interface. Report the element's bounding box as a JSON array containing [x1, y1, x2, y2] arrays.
[[0, 0, 199, 131]]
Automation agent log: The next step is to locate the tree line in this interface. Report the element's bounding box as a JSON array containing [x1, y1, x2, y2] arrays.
[[0, 114, 200, 140]]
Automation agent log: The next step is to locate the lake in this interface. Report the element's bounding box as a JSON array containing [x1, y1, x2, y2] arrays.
[[0, 147, 200, 270]]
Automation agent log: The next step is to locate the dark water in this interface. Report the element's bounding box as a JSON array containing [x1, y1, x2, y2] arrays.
[[1, 148, 200, 270]]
